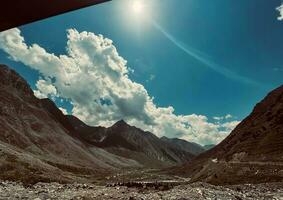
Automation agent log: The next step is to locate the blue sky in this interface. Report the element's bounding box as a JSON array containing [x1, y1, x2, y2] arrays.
[[0, 0, 282, 144]]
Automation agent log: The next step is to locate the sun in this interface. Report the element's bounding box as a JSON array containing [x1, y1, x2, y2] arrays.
[[132, 1, 144, 14], [123, 0, 152, 25]]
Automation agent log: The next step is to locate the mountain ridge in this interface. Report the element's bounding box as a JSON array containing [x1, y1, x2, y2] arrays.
[[160, 136, 205, 155], [66, 115, 196, 167], [170, 84, 283, 184], [0, 64, 198, 183]]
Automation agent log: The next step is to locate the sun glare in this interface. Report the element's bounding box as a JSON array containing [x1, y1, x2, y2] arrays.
[[132, 1, 144, 14], [123, 0, 153, 27]]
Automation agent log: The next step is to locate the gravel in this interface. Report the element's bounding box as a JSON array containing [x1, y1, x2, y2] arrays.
[[0, 181, 283, 200]]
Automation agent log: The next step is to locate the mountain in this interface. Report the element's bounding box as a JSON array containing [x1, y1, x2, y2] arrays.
[[0, 64, 196, 183], [67, 116, 195, 168], [203, 144, 215, 150], [0, 64, 149, 183], [160, 136, 205, 155], [172, 85, 283, 184]]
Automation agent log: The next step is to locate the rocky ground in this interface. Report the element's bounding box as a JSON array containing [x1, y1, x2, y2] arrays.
[[0, 181, 283, 200]]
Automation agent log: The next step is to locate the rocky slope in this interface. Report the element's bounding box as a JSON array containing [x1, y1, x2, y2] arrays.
[[1, 181, 282, 200], [0, 64, 149, 183], [172, 85, 283, 184], [160, 136, 205, 155], [67, 116, 195, 167], [0, 64, 196, 183]]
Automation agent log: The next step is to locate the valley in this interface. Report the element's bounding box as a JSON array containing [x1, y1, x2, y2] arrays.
[[0, 64, 283, 199]]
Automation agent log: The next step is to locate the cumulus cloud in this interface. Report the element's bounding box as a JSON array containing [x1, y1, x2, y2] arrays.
[[0, 28, 240, 145], [277, 4, 283, 21], [33, 89, 47, 99], [34, 79, 57, 98], [221, 121, 240, 130]]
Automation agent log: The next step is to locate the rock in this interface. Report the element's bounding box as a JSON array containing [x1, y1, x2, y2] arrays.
[[0, 180, 283, 199]]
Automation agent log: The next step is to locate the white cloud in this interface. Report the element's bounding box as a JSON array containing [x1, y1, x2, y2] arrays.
[[33, 79, 57, 99], [225, 114, 233, 119], [0, 28, 240, 145], [33, 89, 47, 99], [213, 114, 233, 121], [59, 107, 68, 115], [36, 79, 57, 96], [221, 121, 240, 130], [213, 116, 223, 121], [277, 4, 283, 21]]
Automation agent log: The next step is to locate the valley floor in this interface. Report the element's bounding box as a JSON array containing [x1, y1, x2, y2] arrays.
[[0, 181, 283, 200]]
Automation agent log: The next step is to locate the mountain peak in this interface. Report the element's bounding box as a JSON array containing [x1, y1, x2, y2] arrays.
[[0, 64, 34, 98], [160, 136, 169, 140], [113, 119, 129, 127]]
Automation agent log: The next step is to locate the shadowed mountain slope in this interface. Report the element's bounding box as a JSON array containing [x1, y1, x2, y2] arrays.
[[171, 85, 283, 184], [0, 64, 142, 183], [160, 136, 205, 155], [67, 116, 195, 167], [0, 64, 196, 183]]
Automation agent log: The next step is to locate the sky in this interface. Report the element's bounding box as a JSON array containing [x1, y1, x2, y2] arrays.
[[0, 0, 283, 145]]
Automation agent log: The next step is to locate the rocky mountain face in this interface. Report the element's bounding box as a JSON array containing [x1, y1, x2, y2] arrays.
[[67, 116, 195, 168], [0, 64, 196, 183], [0, 64, 146, 183], [160, 136, 205, 156], [5, 63, 283, 186], [172, 85, 283, 184]]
